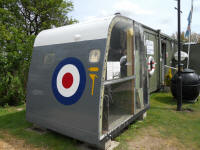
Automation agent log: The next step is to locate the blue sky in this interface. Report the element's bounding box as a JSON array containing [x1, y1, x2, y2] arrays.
[[69, 0, 200, 36]]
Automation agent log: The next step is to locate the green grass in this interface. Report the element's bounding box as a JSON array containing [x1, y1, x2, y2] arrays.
[[0, 93, 200, 150], [0, 105, 77, 150], [115, 93, 200, 150]]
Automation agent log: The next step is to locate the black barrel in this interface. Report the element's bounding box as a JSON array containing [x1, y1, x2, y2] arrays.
[[171, 69, 200, 102]]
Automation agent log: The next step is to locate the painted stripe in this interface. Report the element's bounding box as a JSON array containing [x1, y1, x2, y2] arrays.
[[88, 67, 99, 72], [147, 62, 155, 65]]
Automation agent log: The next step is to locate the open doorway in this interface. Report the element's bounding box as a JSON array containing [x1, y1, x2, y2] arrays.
[[161, 42, 167, 86], [102, 19, 134, 134]]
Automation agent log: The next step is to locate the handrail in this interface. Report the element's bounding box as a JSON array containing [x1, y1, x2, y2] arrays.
[[164, 65, 177, 70]]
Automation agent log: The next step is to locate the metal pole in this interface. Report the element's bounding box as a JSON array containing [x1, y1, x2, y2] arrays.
[[187, 34, 191, 69], [177, 0, 182, 111]]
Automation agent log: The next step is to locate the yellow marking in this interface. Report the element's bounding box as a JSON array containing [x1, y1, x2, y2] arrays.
[[88, 67, 99, 72], [127, 28, 134, 36], [89, 74, 98, 96]]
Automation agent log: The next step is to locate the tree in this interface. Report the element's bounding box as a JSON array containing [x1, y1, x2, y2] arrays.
[[0, 0, 77, 106], [1, 0, 77, 35], [0, 26, 34, 105], [18, 0, 77, 35], [171, 32, 200, 44], [190, 33, 200, 43]]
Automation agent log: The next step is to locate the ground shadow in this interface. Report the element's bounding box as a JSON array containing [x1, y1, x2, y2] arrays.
[[152, 93, 177, 106], [150, 106, 175, 111]]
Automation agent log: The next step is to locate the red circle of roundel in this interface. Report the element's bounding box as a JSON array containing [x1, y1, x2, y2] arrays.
[[62, 73, 73, 89]]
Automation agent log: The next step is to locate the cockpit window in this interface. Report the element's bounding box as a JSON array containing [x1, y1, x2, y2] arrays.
[[106, 21, 134, 80]]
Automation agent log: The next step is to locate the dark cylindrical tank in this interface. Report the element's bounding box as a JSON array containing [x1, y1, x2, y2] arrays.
[[171, 69, 200, 102]]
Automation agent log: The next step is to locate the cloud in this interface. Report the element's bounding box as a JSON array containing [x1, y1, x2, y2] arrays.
[[98, 0, 154, 19], [194, 0, 200, 12], [100, 10, 111, 16], [79, 15, 96, 22], [78, 0, 176, 35], [113, 0, 154, 17], [82, 16, 97, 21], [192, 25, 200, 34]]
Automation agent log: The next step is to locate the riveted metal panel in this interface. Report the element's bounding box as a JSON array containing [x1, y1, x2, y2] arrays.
[[26, 39, 107, 145]]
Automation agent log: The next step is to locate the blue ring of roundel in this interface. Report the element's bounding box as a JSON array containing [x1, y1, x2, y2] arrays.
[[52, 57, 86, 105]]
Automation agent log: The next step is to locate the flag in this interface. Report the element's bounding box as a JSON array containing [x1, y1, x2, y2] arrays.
[[185, 0, 193, 38], [185, 24, 191, 38]]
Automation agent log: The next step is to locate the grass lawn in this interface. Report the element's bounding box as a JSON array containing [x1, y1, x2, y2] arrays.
[[0, 105, 77, 150], [115, 93, 200, 150], [0, 92, 200, 150]]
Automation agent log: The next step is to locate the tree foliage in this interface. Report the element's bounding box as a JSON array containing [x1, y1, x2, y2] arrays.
[[18, 0, 77, 35], [190, 33, 200, 43], [0, 0, 76, 106], [171, 32, 200, 43], [1, 0, 77, 35]]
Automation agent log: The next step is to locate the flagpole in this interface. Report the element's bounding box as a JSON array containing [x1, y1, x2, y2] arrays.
[[187, 33, 191, 68], [187, 0, 193, 69]]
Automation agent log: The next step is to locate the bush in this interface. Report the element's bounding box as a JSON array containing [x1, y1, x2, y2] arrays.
[[0, 0, 76, 106], [0, 24, 35, 106], [0, 73, 25, 106]]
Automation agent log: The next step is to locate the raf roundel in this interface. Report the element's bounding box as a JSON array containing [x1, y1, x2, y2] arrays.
[[52, 57, 86, 105]]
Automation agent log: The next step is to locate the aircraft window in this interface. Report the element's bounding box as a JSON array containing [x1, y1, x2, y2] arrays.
[[106, 21, 133, 80]]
